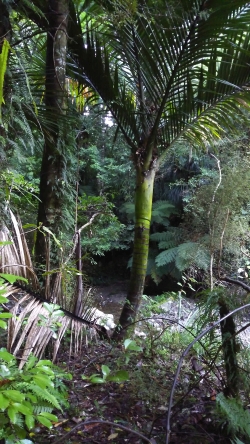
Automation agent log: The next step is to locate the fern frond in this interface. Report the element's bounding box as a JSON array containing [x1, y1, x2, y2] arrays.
[[28, 385, 62, 411], [217, 393, 250, 439], [155, 246, 178, 267], [151, 227, 181, 246], [151, 200, 178, 226], [175, 241, 199, 271], [33, 405, 54, 415]]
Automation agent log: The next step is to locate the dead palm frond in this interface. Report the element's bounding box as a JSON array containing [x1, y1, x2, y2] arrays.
[[5, 283, 103, 368], [0, 210, 39, 289], [0, 212, 108, 367]]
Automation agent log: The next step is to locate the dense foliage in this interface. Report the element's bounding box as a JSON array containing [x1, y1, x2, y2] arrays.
[[1, 1, 250, 442]]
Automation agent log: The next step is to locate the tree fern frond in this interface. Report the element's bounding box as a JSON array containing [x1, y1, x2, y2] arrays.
[[152, 200, 179, 226], [155, 246, 179, 267], [151, 227, 182, 246], [175, 241, 199, 271]]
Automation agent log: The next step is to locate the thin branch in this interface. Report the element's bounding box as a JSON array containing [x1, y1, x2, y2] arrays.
[[222, 275, 250, 292], [52, 419, 154, 443], [208, 153, 222, 291], [240, 246, 250, 258], [209, 153, 222, 205], [218, 208, 230, 278], [64, 213, 100, 265]]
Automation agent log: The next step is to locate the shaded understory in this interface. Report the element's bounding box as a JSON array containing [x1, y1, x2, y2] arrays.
[[32, 334, 240, 444]]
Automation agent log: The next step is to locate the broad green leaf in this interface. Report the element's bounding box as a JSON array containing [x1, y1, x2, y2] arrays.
[[0, 313, 12, 319], [39, 411, 58, 421], [101, 365, 111, 378], [51, 310, 64, 317], [107, 370, 129, 383], [0, 296, 8, 304], [89, 376, 105, 384], [0, 273, 27, 284], [12, 403, 32, 416], [0, 351, 15, 362], [25, 414, 35, 430], [33, 375, 54, 389], [25, 355, 37, 370], [3, 390, 25, 402], [123, 339, 141, 351], [0, 320, 7, 329], [37, 415, 53, 428], [0, 241, 12, 246], [25, 393, 37, 403], [0, 393, 10, 409], [36, 360, 54, 367], [22, 224, 37, 229], [42, 302, 54, 313], [7, 405, 17, 423], [34, 365, 54, 376], [123, 339, 133, 350]]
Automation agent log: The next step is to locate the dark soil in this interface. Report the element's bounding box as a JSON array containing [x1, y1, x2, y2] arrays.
[[33, 339, 231, 444]]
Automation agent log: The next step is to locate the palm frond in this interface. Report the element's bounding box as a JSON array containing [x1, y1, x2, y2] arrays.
[[5, 284, 102, 368], [0, 211, 39, 289], [71, 1, 250, 153]]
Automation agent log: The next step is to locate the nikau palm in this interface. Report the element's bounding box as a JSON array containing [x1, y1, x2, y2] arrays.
[[70, 0, 250, 337]]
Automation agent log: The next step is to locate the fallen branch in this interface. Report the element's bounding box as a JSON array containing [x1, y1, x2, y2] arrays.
[[52, 419, 155, 443], [222, 275, 250, 292]]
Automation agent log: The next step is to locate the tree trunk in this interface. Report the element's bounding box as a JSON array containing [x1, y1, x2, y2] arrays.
[[0, 0, 12, 143], [0, 1, 11, 49], [219, 298, 239, 397], [35, 0, 69, 278], [113, 154, 156, 340]]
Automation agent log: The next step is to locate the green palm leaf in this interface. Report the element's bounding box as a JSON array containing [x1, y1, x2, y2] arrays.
[[71, 1, 250, 153]]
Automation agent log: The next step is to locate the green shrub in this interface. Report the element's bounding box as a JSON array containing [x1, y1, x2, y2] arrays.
[[0, 271, 71, 444]]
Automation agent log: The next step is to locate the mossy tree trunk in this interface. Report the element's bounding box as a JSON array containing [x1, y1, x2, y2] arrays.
[[35, 0, 69, 279], [0, 0, 12, 144], [113, 145, 157, 340]]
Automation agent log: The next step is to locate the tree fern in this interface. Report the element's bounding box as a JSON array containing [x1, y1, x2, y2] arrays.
[[154, 240, 210, 277], [151, 226, 182, 247], [175, 242, 210, 272], [151, 200, 179, 227], [155, 246, 179, 267], [122, 200, 179, 226]]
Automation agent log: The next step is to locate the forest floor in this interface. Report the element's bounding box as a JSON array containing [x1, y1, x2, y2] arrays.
[[32, 281, 243, 444]]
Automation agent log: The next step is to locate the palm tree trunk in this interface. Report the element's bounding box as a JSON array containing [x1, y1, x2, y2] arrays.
[[35, 0, 69, 275], [113, 159, 156, 340], [0, 0, 12, 142]]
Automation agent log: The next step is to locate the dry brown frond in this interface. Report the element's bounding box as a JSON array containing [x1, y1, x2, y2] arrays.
[[5, 285, 97, 368], [0, 211, 39, 290]]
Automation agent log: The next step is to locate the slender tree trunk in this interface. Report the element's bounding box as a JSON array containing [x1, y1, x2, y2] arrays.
[[0, 1, 11, 48], [113, 150, 157, 340], [35, 0, 69, 276], [219, 297, 239, 397], [0, 0, 12, 144]]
